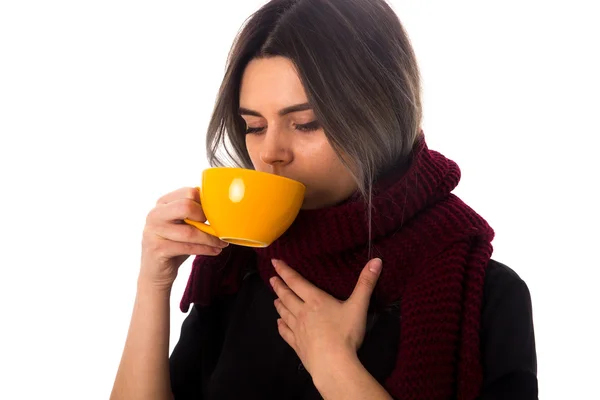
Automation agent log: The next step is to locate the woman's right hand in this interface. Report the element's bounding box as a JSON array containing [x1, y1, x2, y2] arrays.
[[139, 187, 230, 291]]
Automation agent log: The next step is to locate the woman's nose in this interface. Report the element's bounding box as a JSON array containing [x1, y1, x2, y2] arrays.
[[259, 128, 293, 167]]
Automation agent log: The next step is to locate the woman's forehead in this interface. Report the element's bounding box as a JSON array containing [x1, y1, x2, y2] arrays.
[[239, 57, 309, 111]]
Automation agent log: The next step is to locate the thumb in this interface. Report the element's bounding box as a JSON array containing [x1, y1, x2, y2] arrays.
[[348, 258, 382, 308]]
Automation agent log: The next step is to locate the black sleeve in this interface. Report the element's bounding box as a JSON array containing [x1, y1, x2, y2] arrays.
[[479, 262, 538, 399], [169, 295, 236, 399], [169, 306, 205, 399]]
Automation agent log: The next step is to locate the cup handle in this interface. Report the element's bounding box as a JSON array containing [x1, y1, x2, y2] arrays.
[[182, 186, 219, 238], [183, 218, 218, 237]]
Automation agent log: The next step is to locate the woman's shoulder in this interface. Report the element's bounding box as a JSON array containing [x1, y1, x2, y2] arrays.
[[482, 258, 534, 321], [480, 259, 538, 397], [484, 259, 530, 296]]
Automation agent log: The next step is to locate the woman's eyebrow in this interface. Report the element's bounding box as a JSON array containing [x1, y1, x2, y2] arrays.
[[238, 102, 312, 117]]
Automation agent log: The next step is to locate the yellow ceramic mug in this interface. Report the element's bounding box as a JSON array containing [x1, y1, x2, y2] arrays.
[[184, 167, 306, 248]]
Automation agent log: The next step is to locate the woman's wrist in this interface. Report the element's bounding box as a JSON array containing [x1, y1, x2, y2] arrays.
[[312, 351, 393, 400], [137, 273, 173, 298], [311, 350, 360, 389]]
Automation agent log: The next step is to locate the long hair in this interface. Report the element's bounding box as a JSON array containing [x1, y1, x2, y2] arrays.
[[206, 0, 423, 251]]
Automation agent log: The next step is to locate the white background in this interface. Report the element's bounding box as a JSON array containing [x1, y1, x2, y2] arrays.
[[1, 1, 598, 398]]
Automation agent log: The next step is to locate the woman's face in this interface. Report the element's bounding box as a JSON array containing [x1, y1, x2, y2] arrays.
[[240, 56, 358, 210]]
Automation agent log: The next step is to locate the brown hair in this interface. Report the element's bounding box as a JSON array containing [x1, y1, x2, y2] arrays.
[[206, 0, 423, 246]]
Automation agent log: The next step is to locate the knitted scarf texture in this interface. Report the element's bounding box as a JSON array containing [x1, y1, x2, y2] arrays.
[[181, 135, 495, 399]]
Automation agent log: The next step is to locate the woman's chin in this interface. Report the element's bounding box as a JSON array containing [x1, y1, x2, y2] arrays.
[[299, 200, 315, 211], [299, 194, 348, 211], [300, 195, 321, 211]]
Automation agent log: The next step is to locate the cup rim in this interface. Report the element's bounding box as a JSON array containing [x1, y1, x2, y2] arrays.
[[203, 167, 306, 189]]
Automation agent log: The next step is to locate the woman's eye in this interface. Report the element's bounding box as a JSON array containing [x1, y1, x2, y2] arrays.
[[245, 121, 320, 134], [294, 120, 321, 132], [245, 126, 265, 134]]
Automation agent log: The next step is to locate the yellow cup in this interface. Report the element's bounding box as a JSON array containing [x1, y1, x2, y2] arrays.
[[184, 167, 306, 248]]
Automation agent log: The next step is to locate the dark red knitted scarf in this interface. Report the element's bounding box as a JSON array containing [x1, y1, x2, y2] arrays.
[[181, 135, 494, 399]]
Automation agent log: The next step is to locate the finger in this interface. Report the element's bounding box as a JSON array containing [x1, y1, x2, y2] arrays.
[[148, 199, 227, 249], [156, 239, 225, 258], [274, 298, 297, 330], [151, 223, 229, 249], [270, 276, 304, 316], [348, 258, 382, 309], [277, 318, 297, 350], [156, 187, 200, 205], [272, 259, 320, 302], [153, 198, 207, 223]]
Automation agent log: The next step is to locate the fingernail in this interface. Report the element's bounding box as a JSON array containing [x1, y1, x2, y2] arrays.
[[272, 259, 279, 267], [369, 258, 383, 274], [270, 277, 276, 287], [220, 241, 229, 248]]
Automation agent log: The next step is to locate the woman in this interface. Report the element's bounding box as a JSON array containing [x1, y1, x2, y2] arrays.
[[111, 0, 537, 399]]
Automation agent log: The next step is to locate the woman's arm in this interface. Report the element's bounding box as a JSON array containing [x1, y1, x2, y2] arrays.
[[110, 187, 229, 399], [110, 280, 173, 400], [479, 261, 538, 399], [312, 352, 393, 400]]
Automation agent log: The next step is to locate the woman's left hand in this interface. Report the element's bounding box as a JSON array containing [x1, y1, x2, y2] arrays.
[[270, 257, 383, 377]]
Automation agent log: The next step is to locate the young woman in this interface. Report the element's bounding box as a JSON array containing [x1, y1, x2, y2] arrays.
[[111, 0, 537, 399]]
